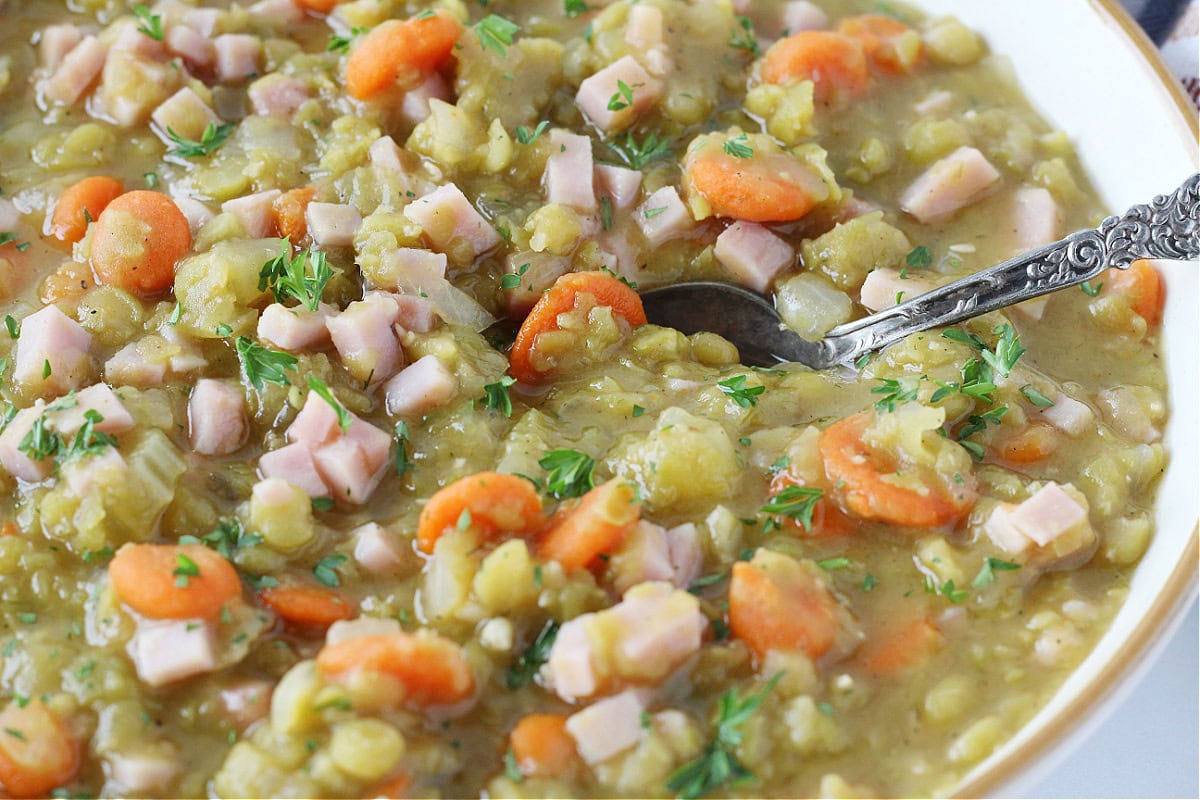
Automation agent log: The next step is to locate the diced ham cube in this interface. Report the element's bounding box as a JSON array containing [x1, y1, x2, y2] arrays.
[[166, 24, 215, 69], [325, 616, 404, 646], [15, 304, 93, 393], [151, 87, 221, 142], [368, 135, 407, 174], [287, 390, 343, 448], [182, 7, 220, 36], [160, 326, 207, 374], [393, 293, 438, 333], [95, 51, 179, 128], [188, 378, 246, 456], [625, 4, 663, 48], [257, 303, 333, 352], [0, 198, 19, 231], [129, 618, 218, 687], [258, 442, 329, 498], [384, 248, 449, 288], [714, 221, 794, 292], [406, 184, 501, 256], [44, 35, 106, 105], [1011, 186, 1060, 252], [1008, 483, 1087, 547], [547, 617, 598, 699], [111, 20, 167, 60], [900, 146, 1001, 224], [1097, 386, 1163, 443], [221, 190, 282, 239], [401, 72, 452, 126], [859, 267, 938, 311], [595, 164, 642, 210], [306, 202, 363, 248], [219, 679, 273, 731], [1036, 391, 1095, 437], [327, 293, 404, 384], [213, 34, 261, 83], [611, 521, 675, 595], [636, 186, 694, 248], [665, 523, 703, 589], [343, 415, 392, 475], [173, 197, 215, 236], [384, 355, 458, 418], [352, 522, 406, 573], [0, 404, 53, 483], [502, 251, 572, 315], [104, 342, 167, 387], [49, 383, 134, 436], [544, 130, 596, 213], [39, 24, 85, 69], [312, 436, 387, 505], [575, 55, 662, 134], [106, 749, 180, 795], [246, 0, 305, 25], [566, 690, 648, 765], [783, 1, 829, 33], [248, 74, 309, 117], [914, 89, 955, 116], [985, 483, 1097, 570]]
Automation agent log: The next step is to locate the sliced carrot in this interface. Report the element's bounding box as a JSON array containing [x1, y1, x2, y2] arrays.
[[539, 479, 641, 571], [760, 30, 870, 102], [416, 471, 544, 554], [344, 11, 463, 101], [0, 699, 80, 799], [0, 521, 19, 537], [38, 260, 93, 306], [292, 0, 344, 13], [999, 422, 1060, 465], [858, 616, 943, 676], [317, 631, 475, 707], [1105, 259, 1164, 328], [509, 271, 647, 385], [836, 14, 922, 74], [683, 134, 827, 223], [108, 543, 242, 621], [509, 713, 579, 779], [89, 190, 191, 297], [370, 769, 413, 799], [49, 176, 125, 246], [819, 411, 977, 528], [728, 553, 842, 660], [768, 469, 856, 537], [272, 186, 317, 242], [259, 584, 355, 630]]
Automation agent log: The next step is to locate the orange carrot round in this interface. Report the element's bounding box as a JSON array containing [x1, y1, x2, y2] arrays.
[[836, 14, 921, 74], [509, 713, 579, 778], [728, 558, 841, 660], [683, 136, 826, 223], [416, 471, 544, 554], [49, 176, 125, 246], [89, 190, 191, 297], [272, 186, 317, 242], [1106, 259, 1164, 328], [999, 422, 1060, 465], [0, 699, 80, 799], [38, 260, 94, 306], [371, 769, 414, 799], [760, 30, 870, 102], [108, 543, 242, 621], [345, 12, 463, 101], [819, 411, 977, 528], [538, 479, 641, 571], [260, 584, 355, 630], [291, 0, 343, 13], [317, 632, 475, 707], [509, 271, 647, 385], [857, 616, 943, 676]]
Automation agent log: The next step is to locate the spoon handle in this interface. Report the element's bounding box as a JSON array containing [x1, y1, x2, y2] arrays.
[[821, 172, 1200, 366]]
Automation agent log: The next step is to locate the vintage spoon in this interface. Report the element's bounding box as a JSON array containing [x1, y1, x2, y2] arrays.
[[640, 172, 1199, 369]]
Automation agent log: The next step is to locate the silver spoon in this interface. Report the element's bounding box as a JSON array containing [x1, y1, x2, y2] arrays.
[[641, 172, 1199, 369]]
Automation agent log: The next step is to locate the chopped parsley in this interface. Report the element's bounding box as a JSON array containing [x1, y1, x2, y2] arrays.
[[313, 554, 347, 588], [258, 241, 333, 311], [599, 195, 613, 230], [538, 448, 596, 499], [180, 518, 261, 560], [172, 553, 200, 587], [728, 16, 760, 55], [563, 0, 588, 17], [501, 262, 530, 290], [972, 556, 1021, 588], [722, 134, 754, 159], [233, 337, 299, 390], [133, 4, 164, 40], [505, 620, 559, 689], [980, 323, 1026, 378], [474, 14, 520, 55], [906, 245, 932, 268], [717, 375, 765, 408], [861, 573, 879, 592], [327, 26, 367, 53], [503, 749, 524, 783], [608, 131, 673, 169], [480, 376, 517, 417], [4, 314, 19, 339], [306, 376, 351, 433], [760, 485, 823, 532], [872, 376, 921, 412], [816, 557, 852, 570], [166, 122, 236, 159], [1081, 280, 1103, 297], [1020, 384, 1055, 408], [515, 120, 549, 145], [607, 80, 635, 112], [393, 421, 413, 476]]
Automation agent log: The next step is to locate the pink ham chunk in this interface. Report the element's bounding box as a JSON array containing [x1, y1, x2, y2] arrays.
[[312, 436, 387, 505], [901, 146, 1001, 224], [566, 690, 648, 766], [393, 293, 438, 333], [104, 343, 167, 387], [111, 20, 167, 60], [222, 190, 281, 239], [44, 35, 107, 105], [665, 523, 703, 589], [15, 304, 93, 394], [637, 186, 694, 248], [248, 74, 309, 117], [286, 389, 344, 448], [625, 4, 663, 48], [166, 24, 215, 69], [595, 164, 642, 210], [0, 404, 53, 483], [406, 184, 501, 256], [257, 303, 333, 352], [401, 71, 452, 126], [306, 202, 363, 248], [575, 55, 662, 134], [40, 24, 85, 69], [1008, 483, 1089, 547], [105, 750, 180, 796], [129, 618, 218, 687], [188, 378, 247, 456], [219, 679, 273, 731], [352, 522, 406, 574], [383, 355, 457, 418], [182, 7, 221, 36], [213, 34, 261, 83], [783, 1, 829, 33], [246, 0, 305, 25], [0, 198, 19, 231], [326, 293, 404, 384], [985, 483, 1097, 570], [1035, 392, 1095, 437], [151, 87, 221, 142], [49, 383, 134, 437], [1011, 186, 1060, 252], [859, 267, 938, 311], [714, 221, 795, 292], [610, 521, 675, 595], [258, 442, 330, 498], [544, 130, 597, 213], [502, 251, 572, 315], [173, 197, 215, 235]]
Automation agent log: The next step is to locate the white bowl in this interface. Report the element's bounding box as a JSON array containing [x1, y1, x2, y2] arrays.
[[917, 1, 1200, 795]]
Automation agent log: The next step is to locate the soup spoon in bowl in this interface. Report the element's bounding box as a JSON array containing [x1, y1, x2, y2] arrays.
[[640, 172, 1199, 369]]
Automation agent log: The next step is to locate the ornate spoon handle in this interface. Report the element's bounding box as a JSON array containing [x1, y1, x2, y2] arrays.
[[822, 172, 1200, 366]]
